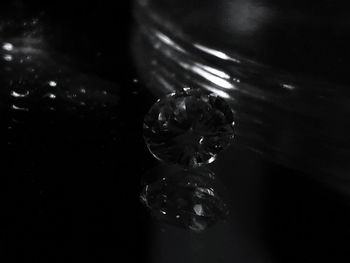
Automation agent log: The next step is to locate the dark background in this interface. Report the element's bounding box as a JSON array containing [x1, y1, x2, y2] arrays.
[[0, 1, 350, 262], [0, 1, 157, 262], [0, 0, 134, 77]]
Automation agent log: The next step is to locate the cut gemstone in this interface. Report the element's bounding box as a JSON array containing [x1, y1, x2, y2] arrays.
[[140, 166, 229, 232], [143, 89, 235, 167]]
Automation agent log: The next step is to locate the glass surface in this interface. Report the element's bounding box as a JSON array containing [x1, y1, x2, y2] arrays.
[[133, 0, 350, 191]]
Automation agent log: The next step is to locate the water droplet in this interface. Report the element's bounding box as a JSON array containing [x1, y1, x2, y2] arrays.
[[11, 91, 29, 98], [11, 104, 29, 111], [3, 54, 13, 61], [43, 93, 56, 99], [31, 18, 39, 25], [2, 42, 14, 51], [48, 81, 57, 87], [282, 83, 295, 90]]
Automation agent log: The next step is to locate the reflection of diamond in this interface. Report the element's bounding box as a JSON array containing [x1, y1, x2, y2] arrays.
[[143, 89, 235, 167], [140, 166, 229, 232]]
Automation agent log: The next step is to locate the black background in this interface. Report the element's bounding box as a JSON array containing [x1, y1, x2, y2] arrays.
[[0, 1, 157, 262], [0, 1, 350, 262]]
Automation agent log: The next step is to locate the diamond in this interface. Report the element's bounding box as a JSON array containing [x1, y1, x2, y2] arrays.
[[140, 166, 229, 232], [143, 89, 235, 167]]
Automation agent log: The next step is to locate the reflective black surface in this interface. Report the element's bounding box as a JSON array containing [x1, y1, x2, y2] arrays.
[[0, 1, 350, 262]]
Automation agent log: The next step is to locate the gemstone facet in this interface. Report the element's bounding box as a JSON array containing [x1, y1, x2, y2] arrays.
[[143, 89, 235, 167], [140, 166, 229, 232]]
